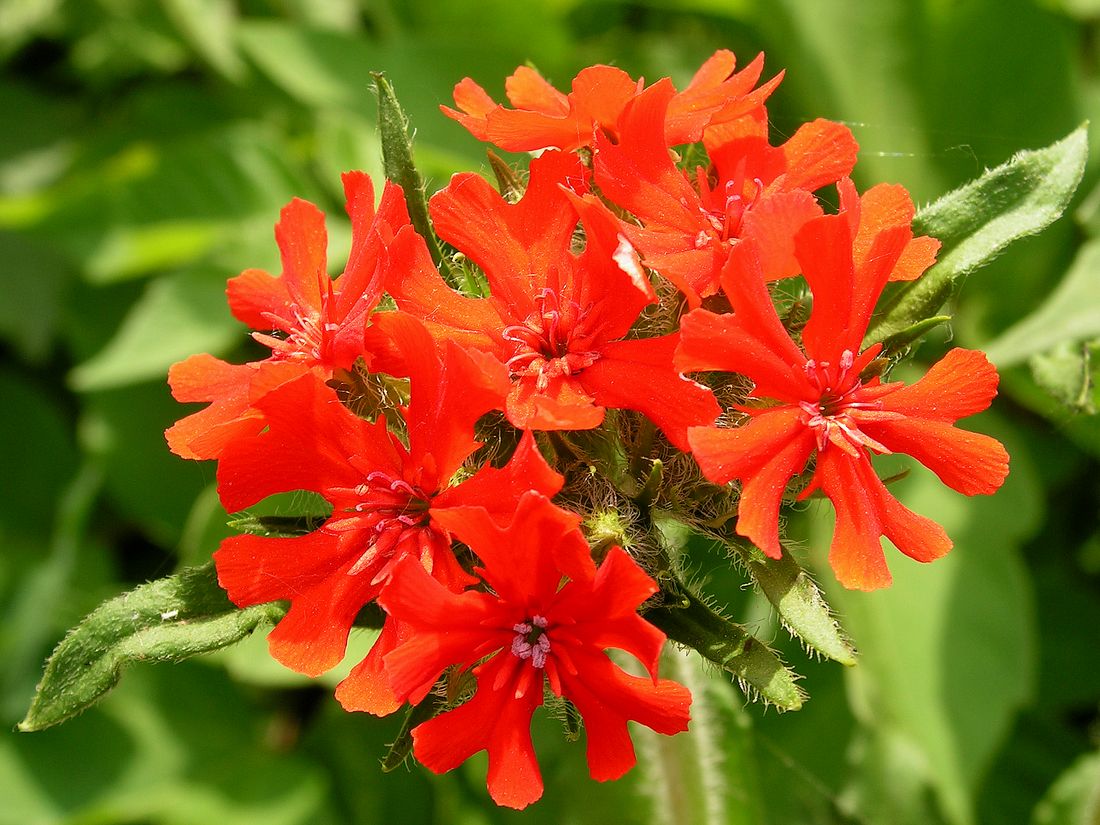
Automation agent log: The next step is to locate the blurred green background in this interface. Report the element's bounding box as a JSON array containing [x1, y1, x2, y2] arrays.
[[1, 0, 1099, 823]]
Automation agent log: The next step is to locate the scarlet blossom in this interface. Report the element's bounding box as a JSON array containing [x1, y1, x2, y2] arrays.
[[212, 314, 565, 714], [378, 492, 692, 810], [443, 50, 780, 153], [165, 172, 408, 460], [384, 149, 719, 449], [594, 79, 859, 304], [675, 211, 1009, 590]]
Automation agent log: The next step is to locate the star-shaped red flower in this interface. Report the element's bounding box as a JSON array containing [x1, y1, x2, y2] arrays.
[[379, 492, 691, 809], [594, 79, 858, 304], [443, 50, 780, 152], [676, 207, 1009, 589], [166, 173, 408, 460], [384, 150, 719, 448], [212, 315, 561, 712]]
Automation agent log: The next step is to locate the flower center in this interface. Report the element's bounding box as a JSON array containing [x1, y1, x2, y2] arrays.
[[332, 470, 434, 576], [510, 615, 551, 668], [253, 294, 340, 364], [502, 288, 599, 390], [695, 168, 765, 248], [797, 349, 893, 458]]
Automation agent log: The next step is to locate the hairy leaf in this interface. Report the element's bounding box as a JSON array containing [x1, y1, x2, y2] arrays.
[[867, 125, 1088, 346], [730, 539, 858, 666], [647, 581, 804, 711], [19, 562, 284, 731]]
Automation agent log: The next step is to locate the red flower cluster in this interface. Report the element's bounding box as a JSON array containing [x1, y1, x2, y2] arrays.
[[168, 50, 1008, 806]]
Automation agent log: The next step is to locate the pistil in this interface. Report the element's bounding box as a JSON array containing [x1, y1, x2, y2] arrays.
[[511, 615, 551, 668]]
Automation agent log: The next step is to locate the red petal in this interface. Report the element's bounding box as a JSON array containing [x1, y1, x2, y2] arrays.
[[433, 430, 563, 517], [482, 106, 590, 153], [412, 655, 545, 810], [373, 312, 507, 481], [558, 650, 691, 782], [215, 531, 372, 675], [226, 268, 291, 330], [582, 335, 720, 451], [812, 451, 894, 590], [592, 80, 699, 234], [429, 152, 585, 316], [336, 174, 408, 319], [216, 373, 395, 513], [505, 375, 605, 432], [892, 235, 941, 282], [880, 348, 999, 422], [551, 546, 665, 675], [166, 357, 306, 461], [431, 491, 594, 597], [505, 65, 569, 115], [814, 450, 954, 590], [676, 244, 811, 402], [334, 618, 402, 716], [666, 50, 747, 143], [382, 228, 501, 353], [689, 408, 814, 557], [378, 556, 502, 702], [441, 77, 496, 140], [568, 193, 657, 334], [797, 214, 857, 357], [166, 355, 260, 459], [729, 418, 816, 558], [863, 416, 1009, 496], [569, 65, 639, 133], [741, 188, 824, 282], [779, 119, 859, 192], [272, 197, 327, 311]]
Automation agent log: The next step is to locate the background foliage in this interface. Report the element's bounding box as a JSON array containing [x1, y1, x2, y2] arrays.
[[1, 1, 1098, 823]]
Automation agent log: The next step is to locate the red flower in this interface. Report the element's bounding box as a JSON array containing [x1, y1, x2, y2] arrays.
[[385, 150, 719, 449], [378, 492, 691, 810], [593, 79, 858, 304], [166, 172, 408, 460], [675, 210, 1009, 590], [443, 50, 780, 152], [212, 314, 562, 713]]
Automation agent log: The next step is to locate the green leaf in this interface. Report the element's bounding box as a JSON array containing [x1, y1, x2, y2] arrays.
[[729, 539, 858, 666], [226, 512, 330, 538], [877, 315, 953, 358], [372, 72, 450, 278], [160, 0, 246, 82], [867, 125, 1088, 346], [237, 21, 373, 111], [1028, 340, 1097, 414], [19, 562, 285, 731], [36, 123, 309, 284], [1032, 749, 1100, 825], [646, 580, 804, 711], [381, 693, 445, 773], [985, 238, 1100, 368], [69, 265, 241, 391]]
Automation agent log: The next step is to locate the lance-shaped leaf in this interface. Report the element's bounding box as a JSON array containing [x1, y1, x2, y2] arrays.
[[985, 237, 1100, 370], [371, 72, 451, 280], [381, 691, 445, 772], [867, 125, 1088, 346], [19, 562, 285, 732], [645, 579, 804, 710], [226, 512, 329, 538], [729, 538, 858, 666]]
